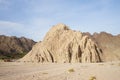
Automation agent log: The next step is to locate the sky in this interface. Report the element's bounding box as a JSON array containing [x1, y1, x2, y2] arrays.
[[0, 0, 120, 41]]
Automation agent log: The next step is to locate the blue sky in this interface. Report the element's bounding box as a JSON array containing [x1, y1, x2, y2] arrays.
[[0, 0, 120, 41]]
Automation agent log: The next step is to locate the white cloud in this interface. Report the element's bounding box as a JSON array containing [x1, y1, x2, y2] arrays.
[[0, 20, 23, 28], [0, 20, 27, 38], [0, 20, 47, 41]]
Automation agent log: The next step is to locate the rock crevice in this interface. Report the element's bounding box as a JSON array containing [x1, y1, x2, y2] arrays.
[[21, 24, 102, 63]]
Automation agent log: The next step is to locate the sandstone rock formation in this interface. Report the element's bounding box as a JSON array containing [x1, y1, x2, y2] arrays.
[[21, 24, 102, 63], [0, 35, 36, 59]]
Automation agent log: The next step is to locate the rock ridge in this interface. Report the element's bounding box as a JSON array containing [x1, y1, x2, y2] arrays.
[[0, 35, 36, 59], [21, 24, 102, 63]]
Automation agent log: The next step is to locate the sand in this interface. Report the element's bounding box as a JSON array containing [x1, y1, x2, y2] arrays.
[[0, 62, 120, 80]]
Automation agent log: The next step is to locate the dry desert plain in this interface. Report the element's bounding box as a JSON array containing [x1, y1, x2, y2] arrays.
[[0, 62, 120, 80]]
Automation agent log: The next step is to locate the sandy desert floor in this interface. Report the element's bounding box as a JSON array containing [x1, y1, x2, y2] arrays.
[[0, 62, 120, 80]]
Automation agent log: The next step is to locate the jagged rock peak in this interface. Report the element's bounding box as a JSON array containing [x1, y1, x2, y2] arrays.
[[21, 24, 102, 63], [43, 23, 70, 41], [46, 23, 70, 35], [49, 23, 69, 33], [51, 23, 70, 31]]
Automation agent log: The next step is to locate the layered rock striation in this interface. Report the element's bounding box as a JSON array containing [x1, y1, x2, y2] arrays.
[[21, 24, 102, 63]]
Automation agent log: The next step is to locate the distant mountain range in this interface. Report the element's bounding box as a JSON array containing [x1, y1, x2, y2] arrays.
[[83, 32, 120, 61], [0, 35, 36, 60]]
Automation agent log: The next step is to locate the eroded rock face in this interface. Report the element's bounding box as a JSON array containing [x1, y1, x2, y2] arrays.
[[21, 24, 102, 63]]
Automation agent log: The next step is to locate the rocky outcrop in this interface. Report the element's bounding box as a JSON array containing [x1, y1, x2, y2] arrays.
[[0, 35, 36, 59], [21, 24, 102, 63]]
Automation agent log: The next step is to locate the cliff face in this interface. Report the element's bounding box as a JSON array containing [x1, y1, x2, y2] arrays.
[[0, 35, 36, 59], [21, 24, 102, 63]]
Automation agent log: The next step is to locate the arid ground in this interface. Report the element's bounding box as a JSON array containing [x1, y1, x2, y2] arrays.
[[0, 62, 120, 80]]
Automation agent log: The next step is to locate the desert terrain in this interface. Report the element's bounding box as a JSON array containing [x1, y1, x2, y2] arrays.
[[0, 24, 120, 80], [0, 0, 120, 80], [0, 62, 120, 80]]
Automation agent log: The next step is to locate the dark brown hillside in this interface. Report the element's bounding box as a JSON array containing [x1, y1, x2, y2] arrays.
[[0, 35, 36, 59]]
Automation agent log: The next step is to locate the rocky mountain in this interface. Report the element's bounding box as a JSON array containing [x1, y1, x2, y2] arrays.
[[21, 24, 103, 63], [0, 35, 36, 59], [83, 32, 120, 62], [93, 32, 120, 61]]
